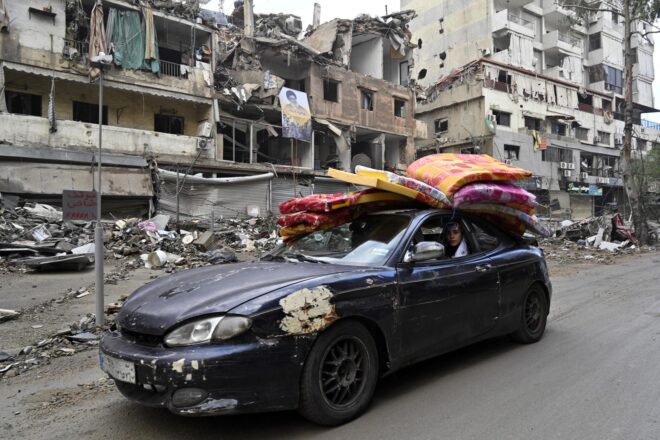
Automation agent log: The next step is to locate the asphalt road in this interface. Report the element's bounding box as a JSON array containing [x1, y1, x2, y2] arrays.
[[3, 254, 660, 440]]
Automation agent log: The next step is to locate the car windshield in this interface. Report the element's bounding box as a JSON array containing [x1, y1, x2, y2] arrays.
[[273, 213, 411, 266]]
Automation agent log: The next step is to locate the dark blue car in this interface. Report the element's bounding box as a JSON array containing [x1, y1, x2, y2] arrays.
[[99, 209, 551, 425]]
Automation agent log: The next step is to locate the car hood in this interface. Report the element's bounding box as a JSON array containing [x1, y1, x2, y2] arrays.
[[117, 262, 354, 335]]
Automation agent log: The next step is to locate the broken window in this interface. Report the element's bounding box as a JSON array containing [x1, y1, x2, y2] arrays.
[[575, 127, 590, 141], [597, 131, 610, 145], [6, 91, 42, 117], [323, 79, 339, 102], [434, 118, 448, 134], [551, 122, 567, 136], [497, 70, 512, 85], [73, 101, 107, 125], [542, 147, 573, 163], [504, 145, 520, 161], [524, 116, 543, 131], [601, 98, 612, 111], [493, 110, 511, 127], [154, 114, 184, 135], [394, 99, 406, 118], [284, 79, 305, 92], [636, 138, 647, 151], [589, 33, 601, 51], [399, 60, 410, 86], [360, 89, 374, 111]]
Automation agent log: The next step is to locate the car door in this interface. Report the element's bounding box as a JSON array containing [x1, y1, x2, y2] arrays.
[[395, 215, 500, 361]]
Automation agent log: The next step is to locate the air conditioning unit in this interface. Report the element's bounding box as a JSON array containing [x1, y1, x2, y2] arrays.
[[481, 48, 491, 56], [196, 138, 209, 150], [593, 136, 601, 144], [581, 172, 589, 179], [563, 170, 572, 177], [567, 163, 575, 170], [504, 159, 512, 165], [560, 162, 569, 169]]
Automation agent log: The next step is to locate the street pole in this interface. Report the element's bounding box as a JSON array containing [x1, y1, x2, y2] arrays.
[[95, 71, 105, 327]]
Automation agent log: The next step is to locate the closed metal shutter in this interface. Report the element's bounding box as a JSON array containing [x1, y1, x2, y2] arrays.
[[271, 176, 313, 214]]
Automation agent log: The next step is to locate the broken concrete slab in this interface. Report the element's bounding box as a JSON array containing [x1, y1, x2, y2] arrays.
[[194, 231, 217, 250], [594, 228, 604, 248], [0, 308, 20, 323], [66, 332, 99, 343], [598, 241, 622, 252], [23, 254, 94, 271]]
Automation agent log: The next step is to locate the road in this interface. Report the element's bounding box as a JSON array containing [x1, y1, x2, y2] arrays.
[[2, 254, 660, 440]]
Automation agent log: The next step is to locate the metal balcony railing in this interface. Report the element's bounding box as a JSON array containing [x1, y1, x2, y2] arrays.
[[642, 119, 660, 130], [63, 39, 88, 57], [160, 59, 190, 79]]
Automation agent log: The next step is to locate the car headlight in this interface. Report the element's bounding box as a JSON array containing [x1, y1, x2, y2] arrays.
[[164, 316, 252, 347]]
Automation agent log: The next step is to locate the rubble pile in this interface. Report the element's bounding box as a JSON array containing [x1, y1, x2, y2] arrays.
[[0, 201, 279, 275], [0, 314, 103, 379]]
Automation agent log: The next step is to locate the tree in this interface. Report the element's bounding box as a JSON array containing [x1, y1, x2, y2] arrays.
[[559, 0, 660, 244]]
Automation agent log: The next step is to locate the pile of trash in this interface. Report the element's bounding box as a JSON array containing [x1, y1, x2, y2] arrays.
[[0, 200, 279, 275]]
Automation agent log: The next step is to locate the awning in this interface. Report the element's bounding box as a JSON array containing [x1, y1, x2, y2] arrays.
[[2, 61, 212, 105]]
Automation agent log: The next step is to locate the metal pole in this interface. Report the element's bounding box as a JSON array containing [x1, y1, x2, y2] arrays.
[[95, 72, 105, 327], [176, 169, 180, 230]]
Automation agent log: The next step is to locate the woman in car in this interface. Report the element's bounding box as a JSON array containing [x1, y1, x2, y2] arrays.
[[443, 219, 469, 258]]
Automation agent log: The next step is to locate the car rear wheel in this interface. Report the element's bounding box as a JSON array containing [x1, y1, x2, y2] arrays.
[[299, 320, 379, 426], [511, 285, 548, 344]]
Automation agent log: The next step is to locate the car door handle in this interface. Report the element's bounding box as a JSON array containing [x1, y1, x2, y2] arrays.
[[475, 264, 492, 273]]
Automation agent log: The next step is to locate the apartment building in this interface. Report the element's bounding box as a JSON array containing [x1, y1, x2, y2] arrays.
[[404, 0, 660, 218], [0, 1, 423, 218]]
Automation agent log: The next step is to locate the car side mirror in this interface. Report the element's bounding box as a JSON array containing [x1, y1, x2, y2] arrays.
[[404, 241, 445, 263]]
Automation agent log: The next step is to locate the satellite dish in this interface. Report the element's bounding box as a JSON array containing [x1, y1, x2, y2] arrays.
[[351, 153, 372, 172]]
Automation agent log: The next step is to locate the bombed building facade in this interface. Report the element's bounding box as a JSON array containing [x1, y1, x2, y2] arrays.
[[405, 0, 660, 219], [0, 0, 424, 219]]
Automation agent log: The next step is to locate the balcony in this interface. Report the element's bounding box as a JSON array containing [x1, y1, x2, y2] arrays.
[[492, 9, 536, 39], [544, 66, 565, 80], [588, 18, 624, 38], [0, 113, 209, 159], [543, 30, 583, 56], [543, 2, 574, 27]]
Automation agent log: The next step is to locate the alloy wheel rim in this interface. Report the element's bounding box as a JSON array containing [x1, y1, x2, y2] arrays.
[[525, 292, 542, 332], [319, 337, 367, 409]]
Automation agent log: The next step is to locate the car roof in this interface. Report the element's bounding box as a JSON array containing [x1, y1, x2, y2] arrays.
[[366, 208, 452, 218]]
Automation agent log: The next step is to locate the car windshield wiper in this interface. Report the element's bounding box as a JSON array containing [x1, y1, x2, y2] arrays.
[[283, 252, 329, 264]]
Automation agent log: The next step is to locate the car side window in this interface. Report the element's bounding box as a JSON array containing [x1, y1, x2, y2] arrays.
[[464, 220, 499, 253], [408, 216, 473, 261]]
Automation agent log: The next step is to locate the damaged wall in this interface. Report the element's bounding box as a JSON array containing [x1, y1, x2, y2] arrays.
[[2, 0, 66, 53]]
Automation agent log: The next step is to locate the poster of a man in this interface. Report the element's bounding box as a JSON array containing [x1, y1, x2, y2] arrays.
[[279, 87, 312, 143]]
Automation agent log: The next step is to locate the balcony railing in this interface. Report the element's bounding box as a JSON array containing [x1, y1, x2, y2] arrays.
[[63, 39, 88, 58], [508, 14, 535, 31], [642, 119, 660, 130], [160, 59, 190, 79], [558, 32, 581, 47]]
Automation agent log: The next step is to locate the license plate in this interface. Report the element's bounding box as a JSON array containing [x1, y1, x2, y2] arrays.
[[100, 352, 136, 384]]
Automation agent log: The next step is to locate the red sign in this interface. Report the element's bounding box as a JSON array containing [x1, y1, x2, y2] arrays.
[[62, 190, 97, 221]]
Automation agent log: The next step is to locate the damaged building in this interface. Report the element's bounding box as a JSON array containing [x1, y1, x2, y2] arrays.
[[0, 0, 425, 219], [405, 0, 660, 219]]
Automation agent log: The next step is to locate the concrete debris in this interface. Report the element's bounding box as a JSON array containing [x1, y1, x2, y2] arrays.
[[0, 308, 20, 323], [1, 201, 278, 275]]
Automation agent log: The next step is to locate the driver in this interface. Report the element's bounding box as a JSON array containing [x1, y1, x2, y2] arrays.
[[443, 220, 469, 258]]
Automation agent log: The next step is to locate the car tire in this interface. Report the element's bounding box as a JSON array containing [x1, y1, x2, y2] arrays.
[[298, 320, 379, 426], [511, 284, 548, 344]]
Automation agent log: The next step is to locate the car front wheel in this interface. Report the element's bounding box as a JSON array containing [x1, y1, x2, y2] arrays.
[[298, 320, 379, 426], [511, 285, 548, 344]]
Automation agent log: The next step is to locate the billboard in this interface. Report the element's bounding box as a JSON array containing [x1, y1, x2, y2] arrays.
[[279, 87, 312, 143]]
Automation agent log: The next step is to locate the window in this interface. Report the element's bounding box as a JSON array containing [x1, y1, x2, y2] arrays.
[[323, 79, 339, 102], [464, 220, 499, 253], [597, 131, 610, 145], [360, 89, 374, 111], [589, 33, 601, 51], [524, 116, 543, 131], [551, 122, 567, 136], [399, 60, 410, 86], [154, 114, 184, 135], [493, 110, 511, 127], [284, 79, 305, 92], [434, 118, 448, 134], [461, 146, 480, 154], [504, 144, 520, 161], [542, 146, 573, 163], [603, 65, 623, 94], [575, 127, 589, 141], [73, 101, 108, 125], [394, 99, 406, 118], [602, 98, 612, 111], [612, 11, 620, 24], [630, 48, 638, 64], [5, 91, 42, 116], [636, 139, 647, 151], [497, 70, 511, 84]]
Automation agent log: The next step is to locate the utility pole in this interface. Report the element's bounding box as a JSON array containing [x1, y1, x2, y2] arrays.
[[95, 65, 105, 326]]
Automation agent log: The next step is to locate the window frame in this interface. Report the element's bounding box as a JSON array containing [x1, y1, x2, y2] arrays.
[[154, 113, 185, 135], [323, 79, 339, 102], [72, 100, 108, 125], [360, 89, 374, 111]]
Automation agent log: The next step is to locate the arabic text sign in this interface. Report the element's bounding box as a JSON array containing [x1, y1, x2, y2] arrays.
[[63, 190, 97, 221]]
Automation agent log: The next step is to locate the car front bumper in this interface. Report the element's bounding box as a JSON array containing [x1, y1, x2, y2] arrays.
[[99, 330, 315, 416]]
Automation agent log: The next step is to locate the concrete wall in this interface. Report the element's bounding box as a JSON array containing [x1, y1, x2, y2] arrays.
[[569, 194, 594, 220], [3, 0, 66, 53], [0, 113, 203, 158], [402, 0, 491, 86], [3, 71, 211, 137], [350, 37, 383, 79]]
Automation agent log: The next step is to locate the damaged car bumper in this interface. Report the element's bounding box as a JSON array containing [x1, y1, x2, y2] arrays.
[[99, 330, 314, 416]]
